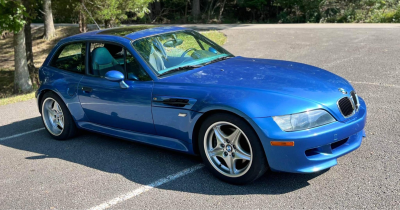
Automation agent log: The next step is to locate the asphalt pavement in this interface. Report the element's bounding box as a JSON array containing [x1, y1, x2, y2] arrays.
[[1, 24, 399, 209]]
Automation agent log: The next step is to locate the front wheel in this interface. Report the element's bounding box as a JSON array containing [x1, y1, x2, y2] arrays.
[[198, 113, 268, 185]]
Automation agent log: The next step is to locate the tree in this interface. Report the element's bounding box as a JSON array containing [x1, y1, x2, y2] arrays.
[[218, 0, 227, 22], [52, 0, 87, 32], [0, 0, 33, 93], [23, 0, 40, 87], [192, 0, 200, 21], [43, 0, 56, 39], [52, 0, 153, 29], [238, 0, 267, 21], [79, 0, 87, 32], [14, 28, 33, 93], [91, 0, 153, 28]]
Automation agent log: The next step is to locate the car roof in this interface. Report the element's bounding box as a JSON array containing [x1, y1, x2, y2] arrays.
[[62, 26, 187, 43]]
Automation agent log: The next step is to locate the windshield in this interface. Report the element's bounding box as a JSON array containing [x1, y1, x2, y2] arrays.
[[132, 30, 233, 76]]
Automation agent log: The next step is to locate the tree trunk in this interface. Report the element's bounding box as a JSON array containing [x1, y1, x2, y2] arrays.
[[155, 0, 161, 16], [192, 0, 200, 22], [24, 20, 39, 87], [79, 12, 87, 33], [184, 0, 188, 23], [79, 0, 87, 33], [218, 0, 227, 22], [22, 0, 39, 87], [43, 0, 56, 40], [104, 20, 111, 28], [207, 0, 214, 21], [14, 29, 33, 93]]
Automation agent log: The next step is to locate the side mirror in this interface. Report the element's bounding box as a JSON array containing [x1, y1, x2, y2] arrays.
[[105, 70, 124, 82], [105, 70, 128, 89], [208, 47, 218, 54]]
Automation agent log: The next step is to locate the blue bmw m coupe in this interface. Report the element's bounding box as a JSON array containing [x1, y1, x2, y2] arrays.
[[37, 26, 367, 184]]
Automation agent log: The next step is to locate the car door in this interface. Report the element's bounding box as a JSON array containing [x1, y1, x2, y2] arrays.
[[77, 42, 155, 134]]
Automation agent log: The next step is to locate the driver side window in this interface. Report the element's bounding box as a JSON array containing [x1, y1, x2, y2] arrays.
[[88, 42, 125, 77], [88, 42, 151, 81]]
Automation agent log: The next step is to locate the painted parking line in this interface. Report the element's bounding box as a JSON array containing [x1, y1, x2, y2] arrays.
[[88, 164, 205, 210], [0, 126, 205, 209], [0, 128, 45, 142]]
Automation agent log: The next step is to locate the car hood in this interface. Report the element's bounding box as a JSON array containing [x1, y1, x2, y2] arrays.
[[160, 56, 354, 106]]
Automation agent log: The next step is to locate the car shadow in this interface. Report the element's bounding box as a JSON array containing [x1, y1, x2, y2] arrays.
[[0, 116, 328, 196]]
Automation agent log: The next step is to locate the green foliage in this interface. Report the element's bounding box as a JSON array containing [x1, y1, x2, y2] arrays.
[[52, 0, 80, 23], [319, 0, 400, 23], [362, 1, 400, 23], [274, 0, 323, 23], [238, 0, 267, 9], [52, 0, 153, 26], [0, 0, 28, 33]]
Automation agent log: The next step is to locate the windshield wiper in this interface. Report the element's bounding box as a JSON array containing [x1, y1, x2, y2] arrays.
[[158, 65, 203, 77], [203, 56, 231, 66]]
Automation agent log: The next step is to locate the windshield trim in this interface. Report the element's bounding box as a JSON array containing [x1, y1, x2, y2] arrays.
[[129, 29, 186, 41], [130, 29, 234, 78]]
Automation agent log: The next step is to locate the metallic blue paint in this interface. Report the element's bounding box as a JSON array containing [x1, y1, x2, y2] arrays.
[[253, 97, 366, 173], [105, 70, 124, 82], [36, 26, 367, 174], [77, 77, 156, 134], [77, 121, 193, 153]]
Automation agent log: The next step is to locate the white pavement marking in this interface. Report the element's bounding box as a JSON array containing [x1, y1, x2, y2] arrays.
[[0, 128, 45, 142], [88, 164, 205, 210]]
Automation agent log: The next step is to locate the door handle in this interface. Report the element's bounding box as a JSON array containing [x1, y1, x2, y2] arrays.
[[82, 87, 92, 93]]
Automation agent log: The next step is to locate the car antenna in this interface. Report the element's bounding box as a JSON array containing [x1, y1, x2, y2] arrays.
[[82, 3, 101, 30]]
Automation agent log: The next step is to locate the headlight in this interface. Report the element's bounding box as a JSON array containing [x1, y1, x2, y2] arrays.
[[272, 109, 336, 132]]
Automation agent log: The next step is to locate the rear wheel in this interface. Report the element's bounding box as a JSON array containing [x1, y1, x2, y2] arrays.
[[41, 92, 77, 140], [198, 113, 268, 185]]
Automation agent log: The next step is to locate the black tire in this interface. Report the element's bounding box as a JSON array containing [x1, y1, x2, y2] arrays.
[[198, 113, 268, 185], [40, 91, 78, 140]]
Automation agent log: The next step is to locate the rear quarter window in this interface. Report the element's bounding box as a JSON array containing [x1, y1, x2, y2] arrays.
[[50, 42, 86, 73]]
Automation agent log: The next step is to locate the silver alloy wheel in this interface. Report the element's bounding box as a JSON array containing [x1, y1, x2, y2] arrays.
[[42, 98, 64, 136], [204, 121, 253, 178]]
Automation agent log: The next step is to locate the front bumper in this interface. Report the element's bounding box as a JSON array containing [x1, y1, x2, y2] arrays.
[[253, 97, 367, 173]]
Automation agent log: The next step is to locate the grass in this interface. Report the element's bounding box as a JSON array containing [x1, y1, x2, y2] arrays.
[[0, 92, 35, 106], [0, 68, 38, 106], [0, 26, 227, 106], [200, 30, 227, 46]]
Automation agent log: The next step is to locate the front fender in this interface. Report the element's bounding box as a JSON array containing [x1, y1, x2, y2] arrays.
[[192, 86, 329, 119]]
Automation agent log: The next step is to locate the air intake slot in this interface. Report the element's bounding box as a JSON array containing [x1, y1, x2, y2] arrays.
[[305, 137, 349, 157], [153, 98, 190, 107], [331, 138, 349, 150]]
